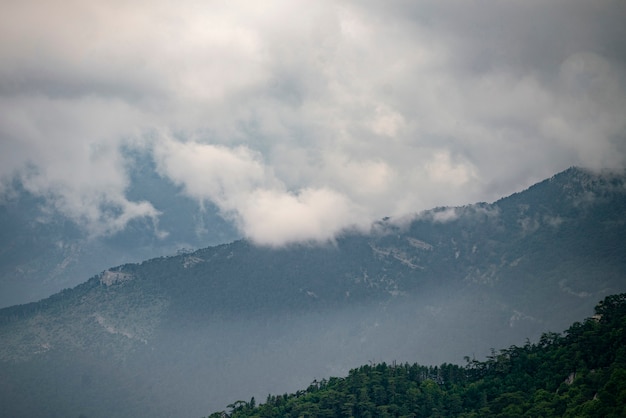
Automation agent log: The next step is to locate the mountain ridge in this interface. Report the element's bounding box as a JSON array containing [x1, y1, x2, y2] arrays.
[[1, 166, 625, 417], [0, 152, 240, 308]]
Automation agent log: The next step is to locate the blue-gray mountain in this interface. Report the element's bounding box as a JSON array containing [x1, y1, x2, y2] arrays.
[[0, 167, 625, 418], [0, 152, 239, 308]]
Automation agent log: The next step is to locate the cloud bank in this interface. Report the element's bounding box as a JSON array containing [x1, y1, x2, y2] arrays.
[[1, 0, 625, 245]]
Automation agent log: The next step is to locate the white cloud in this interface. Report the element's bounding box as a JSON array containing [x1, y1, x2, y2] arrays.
[[0, 94, 159, 236], [1, 0, 625, 244], [153, 137, 271, 206], [238, 188, 365, 246], [431, 208, 459, 223], [154, 136, 369, 245]]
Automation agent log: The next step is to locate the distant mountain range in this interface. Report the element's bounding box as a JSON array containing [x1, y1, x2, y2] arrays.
[[0, 153, 239, 308], [0, 167, 625, 418]]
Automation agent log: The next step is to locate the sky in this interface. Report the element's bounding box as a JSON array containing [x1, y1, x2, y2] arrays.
[[1, 0, 625, 246]]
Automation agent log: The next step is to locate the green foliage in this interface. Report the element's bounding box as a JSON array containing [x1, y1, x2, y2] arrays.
[[208, 293, 626, 418]]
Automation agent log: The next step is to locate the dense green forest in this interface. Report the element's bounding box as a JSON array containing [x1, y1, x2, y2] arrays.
[[207, 293, 626, 418]]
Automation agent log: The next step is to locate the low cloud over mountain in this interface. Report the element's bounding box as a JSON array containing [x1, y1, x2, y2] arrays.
[[1, 0, 625, 245]]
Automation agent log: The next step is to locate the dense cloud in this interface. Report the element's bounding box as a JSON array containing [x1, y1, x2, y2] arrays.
[[1, 0, 625, 244]]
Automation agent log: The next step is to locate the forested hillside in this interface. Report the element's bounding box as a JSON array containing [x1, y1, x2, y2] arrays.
[[207, 294, 626, 418]]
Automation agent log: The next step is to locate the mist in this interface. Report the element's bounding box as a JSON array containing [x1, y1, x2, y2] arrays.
[[84, 287, 591, 417]]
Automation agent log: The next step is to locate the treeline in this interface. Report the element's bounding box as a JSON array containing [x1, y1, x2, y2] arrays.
[[0, 275, 106, 325], [207, 293, 626, 417]]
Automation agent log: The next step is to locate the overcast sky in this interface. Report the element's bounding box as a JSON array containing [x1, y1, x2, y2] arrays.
[[1, 0, 625, 245]]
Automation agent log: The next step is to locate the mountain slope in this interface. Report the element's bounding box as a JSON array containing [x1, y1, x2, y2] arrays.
[[0, 167, 625, 418]]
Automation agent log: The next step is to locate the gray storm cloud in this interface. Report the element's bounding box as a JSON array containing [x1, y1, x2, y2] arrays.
[[1, 0, 625, 244]]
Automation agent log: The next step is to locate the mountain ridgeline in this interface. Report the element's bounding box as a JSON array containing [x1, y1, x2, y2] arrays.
[[0, 167, 625, 418], [0, 152, 239, 308]]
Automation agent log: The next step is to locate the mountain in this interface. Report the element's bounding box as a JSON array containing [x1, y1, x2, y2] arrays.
[[0, 167, 625, 418], [0, 152, 239, 308]]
